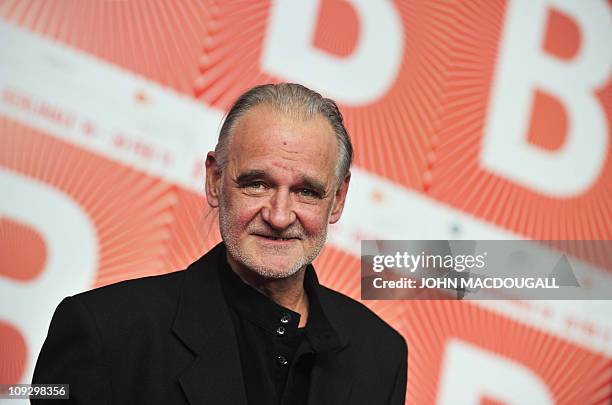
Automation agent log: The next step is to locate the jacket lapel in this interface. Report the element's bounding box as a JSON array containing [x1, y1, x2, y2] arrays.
[[306, 269, 353, 405], [172, 244, 247, 405]]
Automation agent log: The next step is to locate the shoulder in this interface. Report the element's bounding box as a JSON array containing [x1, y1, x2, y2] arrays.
[[74, 269, 186, 307], [64, 270, 188, 333], [63, 244, 227, 334], [73, 269, 187, 311]]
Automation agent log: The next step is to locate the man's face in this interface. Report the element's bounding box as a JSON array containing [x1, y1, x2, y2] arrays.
[[206, 105, 350, 279]]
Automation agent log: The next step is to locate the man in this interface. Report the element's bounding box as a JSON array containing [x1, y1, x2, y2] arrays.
[[33, 83, 408, 404]]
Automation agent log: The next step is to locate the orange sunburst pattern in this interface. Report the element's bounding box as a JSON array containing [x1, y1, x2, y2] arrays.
[[429, 0, 612, 242], [314, 245, 361, 299], [312, 0, 359, 58], [0, 0, 453, 190], [193, 0, 276, 106], [0, 0, 216, 96], [1, 0, 610, 244], [0, 217, 46, 281], [1, 1, 611, 402], [191, 0, 454, 190], [0, 320, 27, 384], [397, 300, 612, 405], [0, 117, 178, 287], [161, 187, 222, 272]]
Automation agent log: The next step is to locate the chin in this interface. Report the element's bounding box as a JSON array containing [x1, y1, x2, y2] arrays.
[[245, 257, 306, 279]]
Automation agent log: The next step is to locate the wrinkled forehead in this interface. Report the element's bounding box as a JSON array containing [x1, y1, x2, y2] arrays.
[[227, 105, 339, 179]]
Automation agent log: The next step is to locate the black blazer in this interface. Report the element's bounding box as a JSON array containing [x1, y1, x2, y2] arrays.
[[33, 243, 407, 404]]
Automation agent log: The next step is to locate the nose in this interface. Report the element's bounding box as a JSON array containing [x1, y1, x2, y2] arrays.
[[261, 188, 296, 230]]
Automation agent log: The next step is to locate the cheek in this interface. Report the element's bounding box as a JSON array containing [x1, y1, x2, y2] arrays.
[[224, 194, 263, 227], [297, 206, 330, 235]]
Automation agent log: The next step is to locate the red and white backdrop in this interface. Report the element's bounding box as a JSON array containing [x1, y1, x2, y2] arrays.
[[1, 0, 611, 403]]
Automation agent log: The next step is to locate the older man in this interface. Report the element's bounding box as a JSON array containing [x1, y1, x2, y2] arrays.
[[33, 83, 407, 404]]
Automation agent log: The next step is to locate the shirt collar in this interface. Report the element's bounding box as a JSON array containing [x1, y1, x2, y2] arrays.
[[217, 248, 342, 353]]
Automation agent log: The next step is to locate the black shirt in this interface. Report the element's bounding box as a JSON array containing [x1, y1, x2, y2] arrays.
[[218, 258, 342, 405]]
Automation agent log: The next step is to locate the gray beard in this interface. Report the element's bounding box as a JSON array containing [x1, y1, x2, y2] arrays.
[[218, 193, 328, 279]]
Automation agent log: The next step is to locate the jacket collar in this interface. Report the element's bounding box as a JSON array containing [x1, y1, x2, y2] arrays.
[[172, 242, 352, 405]]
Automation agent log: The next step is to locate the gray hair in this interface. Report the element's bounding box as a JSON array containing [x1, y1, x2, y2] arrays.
[[214, 83, 353, 187]]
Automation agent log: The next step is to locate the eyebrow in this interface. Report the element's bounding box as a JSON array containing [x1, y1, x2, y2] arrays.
[[235, 170, 266, 185]]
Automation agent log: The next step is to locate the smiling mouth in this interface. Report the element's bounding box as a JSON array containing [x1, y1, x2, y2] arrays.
[[254, 234, 299, 242]]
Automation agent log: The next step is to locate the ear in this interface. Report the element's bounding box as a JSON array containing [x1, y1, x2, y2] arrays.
[[329, 171, 351, 224], [205, 152, 222, 208]]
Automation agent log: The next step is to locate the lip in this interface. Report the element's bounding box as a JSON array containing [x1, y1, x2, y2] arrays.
[[253, 234, 299, 244]]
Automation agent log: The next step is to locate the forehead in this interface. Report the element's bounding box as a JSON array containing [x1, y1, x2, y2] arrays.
[[228, 105, 338, 181]]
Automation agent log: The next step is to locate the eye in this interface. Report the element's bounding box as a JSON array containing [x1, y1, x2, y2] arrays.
[[298, 188, 319, 198], [247, 181, 266, 190]]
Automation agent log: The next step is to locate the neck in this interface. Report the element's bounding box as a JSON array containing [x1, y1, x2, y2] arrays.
[[226, 253, 310, 327]]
